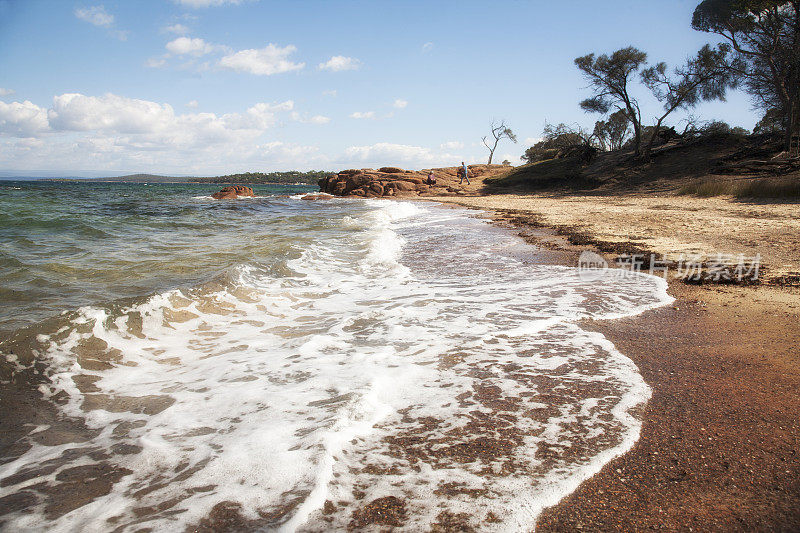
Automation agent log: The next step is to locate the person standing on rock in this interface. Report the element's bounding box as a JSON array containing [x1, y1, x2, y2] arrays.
[[459, 162, 470, 185]]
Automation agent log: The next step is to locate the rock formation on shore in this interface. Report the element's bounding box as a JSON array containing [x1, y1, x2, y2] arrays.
[[317, 165, 506, 198], [212, 186, 255, 199]]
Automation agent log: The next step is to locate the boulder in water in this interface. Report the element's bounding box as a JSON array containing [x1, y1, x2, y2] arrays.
[[300, 193, 334, 200], [212, 186, 254, 200]]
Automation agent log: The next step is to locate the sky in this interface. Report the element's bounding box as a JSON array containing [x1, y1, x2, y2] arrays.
[[0, 0, 762, 177]]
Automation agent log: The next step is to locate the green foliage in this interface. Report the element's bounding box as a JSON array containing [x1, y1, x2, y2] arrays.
[[574, 47, 647, 147], [189, 170, 332, 185], [681, 120, 750, 139], [576, 42, 739, 157], [753, 108, 787, 134], [593, 110, 631, 151], [521, 123, 587, 163], [692, 0, 800, 147], [641, 44, 738, 112]]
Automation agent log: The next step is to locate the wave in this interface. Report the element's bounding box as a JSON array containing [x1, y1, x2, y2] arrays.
[[0, 200, 671, 531]]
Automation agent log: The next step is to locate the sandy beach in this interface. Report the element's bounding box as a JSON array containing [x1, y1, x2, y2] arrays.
[[429, 192, 800, 530]]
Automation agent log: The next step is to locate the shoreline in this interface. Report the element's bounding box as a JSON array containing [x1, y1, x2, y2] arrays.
[[1, 190, 797, 530], [424, 194, 800, 530]]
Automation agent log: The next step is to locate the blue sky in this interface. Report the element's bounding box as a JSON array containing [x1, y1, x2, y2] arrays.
[[0, 0, 760, 176]]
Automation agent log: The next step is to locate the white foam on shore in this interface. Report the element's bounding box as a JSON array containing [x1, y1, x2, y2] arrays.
[[0, 200, 672, 532]]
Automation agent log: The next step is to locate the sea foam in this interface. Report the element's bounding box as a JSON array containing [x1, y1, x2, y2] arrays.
[[0, 199, 672, 531]]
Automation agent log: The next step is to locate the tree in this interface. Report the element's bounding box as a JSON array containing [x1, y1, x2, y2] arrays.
[[640, 44, 739, 158], [753, 108, 786, 134], [521, 122, 592, 163], [482, 120, 517, 164], [574, 47, 647, 155], [576, 45, 737, 159], [692, 0, 800, 149], [592, 109, 631, 151]]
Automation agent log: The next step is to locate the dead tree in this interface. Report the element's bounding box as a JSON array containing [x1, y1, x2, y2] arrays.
[[482, 120, 517, 164]]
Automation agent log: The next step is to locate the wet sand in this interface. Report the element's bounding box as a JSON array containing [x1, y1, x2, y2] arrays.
[[430, 193, 800, 530]]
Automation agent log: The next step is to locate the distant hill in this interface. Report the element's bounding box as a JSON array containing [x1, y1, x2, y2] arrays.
[[42, 170, 334, 185], [77, 174, 195, 183], [189, 170, 332, 185]]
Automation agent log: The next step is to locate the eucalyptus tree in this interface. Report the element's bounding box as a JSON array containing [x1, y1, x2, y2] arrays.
[[692, 0, 800, 149], [592, 109, 631, 151], [576, 45, 738, 159], [640, 44, 740, 158], [574, 47, 647, 155]]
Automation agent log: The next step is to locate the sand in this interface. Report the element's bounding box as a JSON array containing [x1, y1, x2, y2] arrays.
[[428, 192, 800, 530], [433, 193, 800, 283]]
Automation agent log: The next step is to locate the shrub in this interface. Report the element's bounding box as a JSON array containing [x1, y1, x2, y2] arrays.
[[736, 177, 800, 199], [678, 177, 800, 199]]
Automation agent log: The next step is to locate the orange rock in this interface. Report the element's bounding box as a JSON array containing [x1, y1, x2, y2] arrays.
[[212, 186, 254, 199]]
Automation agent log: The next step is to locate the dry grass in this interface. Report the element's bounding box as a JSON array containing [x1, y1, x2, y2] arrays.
[[678, 176, 800, 199]]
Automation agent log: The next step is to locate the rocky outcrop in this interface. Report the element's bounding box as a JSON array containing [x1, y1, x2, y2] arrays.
[[212, 186, 254, 199], [318, 169, 427, 198], [317, 165, 507, 198]]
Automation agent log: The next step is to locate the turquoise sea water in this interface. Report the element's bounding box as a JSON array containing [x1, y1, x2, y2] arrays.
[[0, 181, 671, 531]]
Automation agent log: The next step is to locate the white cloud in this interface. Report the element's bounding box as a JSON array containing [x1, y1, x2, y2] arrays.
[[343, 142, 460, 168], [318, 55, 361, 72], [0, 92, 322, 174], [75, 5, 127, 40], [322, 89, 337, 97], [175, 0, 244, 7], [186, 100, 199, 108], [0, 88, 15, 97], [393, 99, 408, 109], [219, 44, 304, 75], [309, 115, 330, 125], [291, 112, 331, 125], [145, 57, 167, 68], [349, 111, 375, 120], [166, 37, 216, 56], [48, 93, 175, 133], [163, 23, 189, 35], [422, 42, 434, 52], [440, 141, 464, 150], [40, 93, 292, 139], [75, 5, 114, 27], [0, 100, 50, 137]]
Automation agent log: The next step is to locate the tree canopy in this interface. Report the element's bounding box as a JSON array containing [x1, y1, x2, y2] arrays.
[[692, 0, 800, 147], [575, 47, 647, 155], [575, 44, 738, 158]]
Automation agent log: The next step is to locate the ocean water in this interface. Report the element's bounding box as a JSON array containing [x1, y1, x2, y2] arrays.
[[0, 181, 672, 531]]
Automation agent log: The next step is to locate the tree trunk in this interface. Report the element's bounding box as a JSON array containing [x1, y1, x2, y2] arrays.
[[626, 107, 642, 156], [487, 138, 499, 165], [785, 101, 797, 151]]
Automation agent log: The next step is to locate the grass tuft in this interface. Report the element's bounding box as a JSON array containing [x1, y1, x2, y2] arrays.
[[678, 177, 800, 199]]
